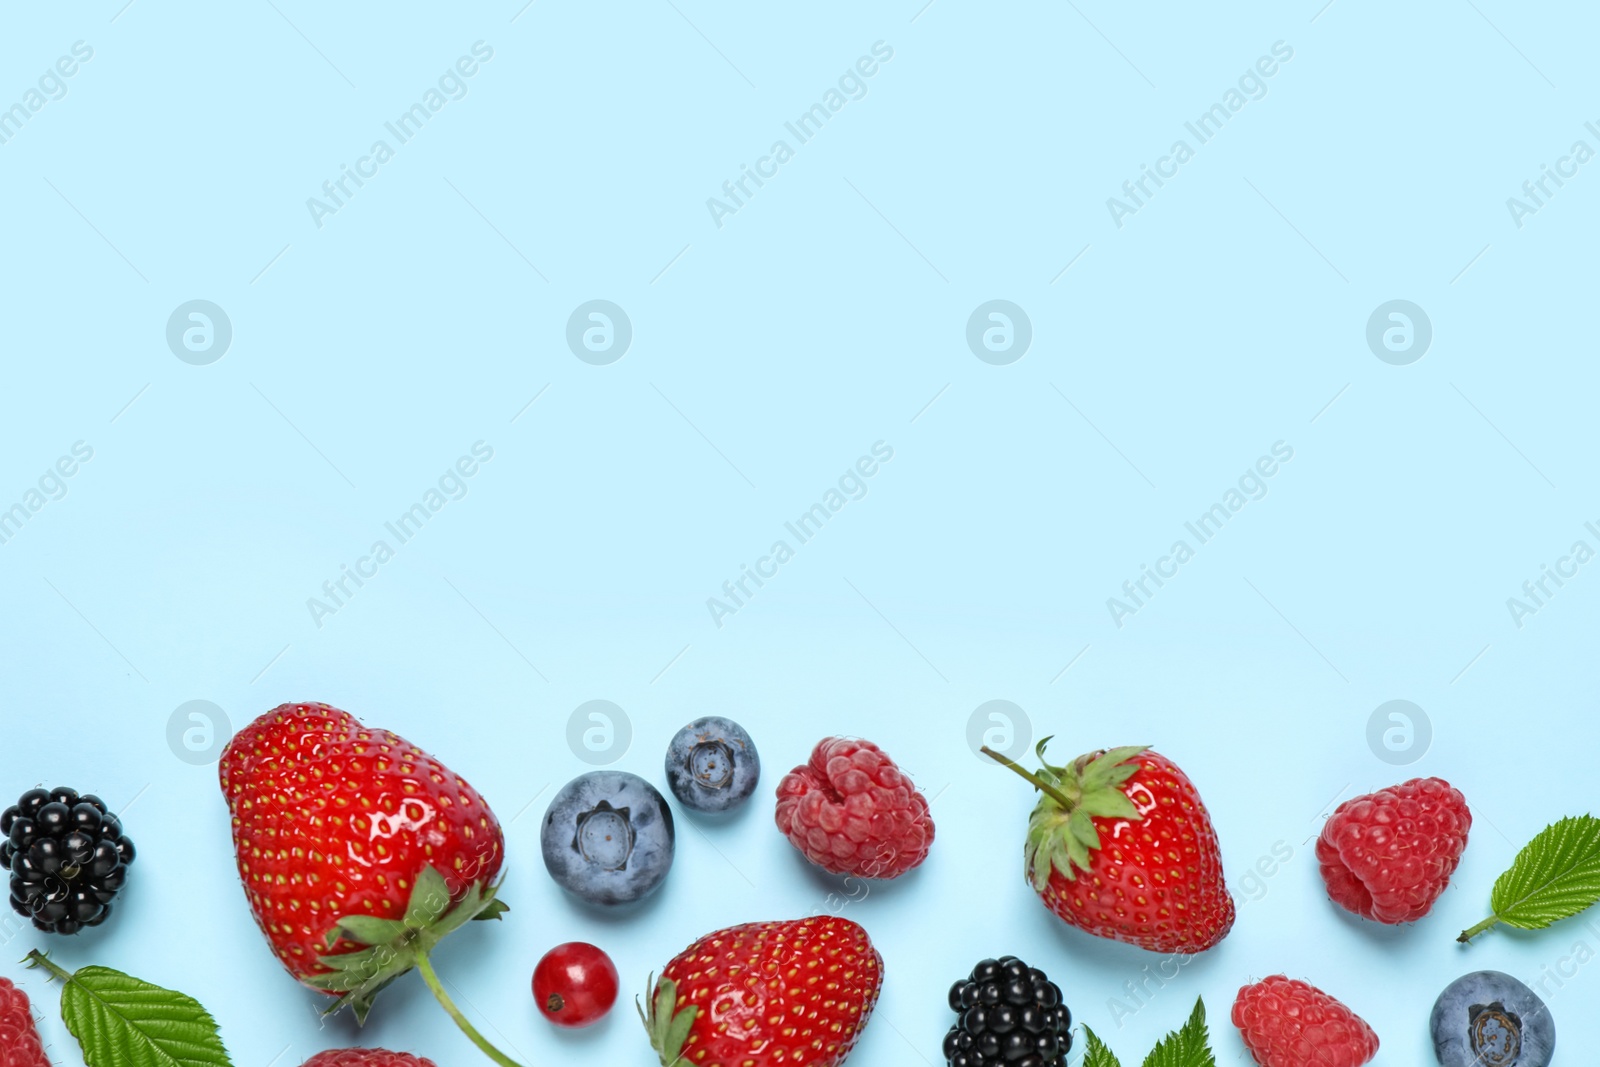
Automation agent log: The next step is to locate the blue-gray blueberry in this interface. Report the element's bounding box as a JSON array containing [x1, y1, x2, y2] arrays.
[[664, 717, 760, 814], [1431, 970, 1553, 1067], [541, 771, 674, 905]]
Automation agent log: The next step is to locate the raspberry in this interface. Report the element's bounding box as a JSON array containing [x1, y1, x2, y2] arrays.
[[1232, 976, 1379, 1067], [1315, 777, 1471, 924], [774, 737, 934, 878], [0, 978, 49, 1067], [299, 1052, 438, 1067]]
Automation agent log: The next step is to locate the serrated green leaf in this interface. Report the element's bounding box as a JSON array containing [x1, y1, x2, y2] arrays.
[[1141, 997, 1213, 1067], [1082, 1025, 1122, 1067], [59, 965, 233, 1067], [1478, 815, 1600, 935]]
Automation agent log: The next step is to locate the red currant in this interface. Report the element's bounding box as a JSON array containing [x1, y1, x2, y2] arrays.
[[533, 941, 618, 1028]]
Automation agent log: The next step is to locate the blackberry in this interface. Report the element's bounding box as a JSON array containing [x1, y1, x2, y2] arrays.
[[1, 786, 135, 935], [943, 956, 1071, 1067]]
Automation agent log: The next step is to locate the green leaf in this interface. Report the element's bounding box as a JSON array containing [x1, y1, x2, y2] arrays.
[[639, 976, 697, 1066], [1067, 809, 1100, 848], [1082, 1000, 1213, 1067], [1080, 746, 1149, 790], [663, 1002, 697, 1063], [58, 964, 233, 1067], [1141, 997, 1213, 1067], [1460, 815, 1600, 941], [330, 915, 409, 946], [403, 866, 453, 927], [1078, 789, 1140, 820], [1081, 1025, 1122, 1067], [474, 898, 511, 921]]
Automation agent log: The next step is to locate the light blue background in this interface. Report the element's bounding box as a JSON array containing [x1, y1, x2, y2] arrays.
[[3, 1, 1600, 1064]]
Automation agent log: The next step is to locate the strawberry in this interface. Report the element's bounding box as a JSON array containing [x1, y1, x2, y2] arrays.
[[220, 702, 523, 1066], [640, 916, 883, 1067], [985, 740, 1234, 953]]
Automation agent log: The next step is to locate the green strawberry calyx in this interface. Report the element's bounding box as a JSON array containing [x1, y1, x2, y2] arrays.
[[304, 865, 522, 1067], [982, 739, 1150, 890], [638, 974, 699, 1067]]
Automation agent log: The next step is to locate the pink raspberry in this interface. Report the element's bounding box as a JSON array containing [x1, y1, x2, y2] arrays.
[[1315, 776, 1471, 923], [0, 978, 48, 1067], [300, 1052, 437, 1067], [774, 737, 934, 878], [1233, 975, 1379, 1067]]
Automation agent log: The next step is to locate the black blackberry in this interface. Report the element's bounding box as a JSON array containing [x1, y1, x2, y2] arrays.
[[1, 786, 135, 935], [943, 956, 1072, 1067]]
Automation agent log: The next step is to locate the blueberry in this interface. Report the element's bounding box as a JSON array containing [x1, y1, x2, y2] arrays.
[[1431, 970, 1554, 1067], [541, 771, 674, 905], [663, 717, 759, 813]]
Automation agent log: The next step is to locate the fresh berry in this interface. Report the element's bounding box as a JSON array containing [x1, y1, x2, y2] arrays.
[[0, 977, 48, 1067], [943, 956, 1072, 1067], [542, 771, 675, 905], [985, 741, 1233, 953], [1316, 777, 1471, 924], [534, 941, 619, 1028], [1430, 971, 1554, 1067], [641, 916, 882, 1067], [774, 737, 934, 878], [2, 785, 135, 935], [664, 717, 760, 813], [220, 702, 518, 1063], [299, 1052, 438, 1067], [1233, 975, 1379, 1067]]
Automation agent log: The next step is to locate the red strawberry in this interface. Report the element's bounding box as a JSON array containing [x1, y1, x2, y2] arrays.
[[0, 978, 48, 1067], [985, 741, 1234, 953], [640, 917, 883, 1067], [221, 702, 522, 1066], [301, 1053, 437, 1067], [1315, 777, 1470, 924], [1232, 975, 1379, 1067], [775, 737, 934, 879]]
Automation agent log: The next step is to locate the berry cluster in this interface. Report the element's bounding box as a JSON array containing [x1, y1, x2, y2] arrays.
[[943, 956, 1072, 1067], [2, 787, 135, 935]]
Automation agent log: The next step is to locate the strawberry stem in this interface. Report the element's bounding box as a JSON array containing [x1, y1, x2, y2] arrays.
[[1457, 915, 1501, 944], [415, 952, 527, 1067], [980, 746, 1077, 808]]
